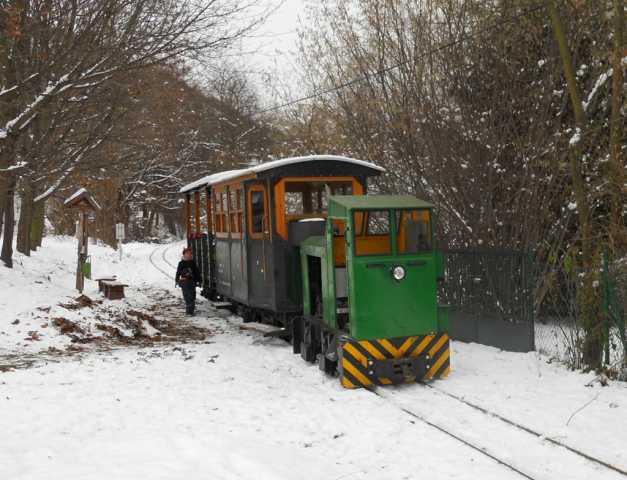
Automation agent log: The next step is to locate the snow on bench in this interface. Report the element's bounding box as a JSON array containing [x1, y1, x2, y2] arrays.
[[100, 280, 128, 300], [95, 277, 117, 292]]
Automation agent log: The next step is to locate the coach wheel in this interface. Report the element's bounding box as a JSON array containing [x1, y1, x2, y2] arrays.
[[291, 317, 303, 354], [241, 308, 254, 324]]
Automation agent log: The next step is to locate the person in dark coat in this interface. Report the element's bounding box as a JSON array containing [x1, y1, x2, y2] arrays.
[[175, 247, 201, 316]]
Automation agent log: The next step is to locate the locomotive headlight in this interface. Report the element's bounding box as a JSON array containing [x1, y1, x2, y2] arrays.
[[392, 265, 406, 281]]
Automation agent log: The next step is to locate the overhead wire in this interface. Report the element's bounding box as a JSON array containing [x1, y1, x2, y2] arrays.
[[254, 2, 547, 116]]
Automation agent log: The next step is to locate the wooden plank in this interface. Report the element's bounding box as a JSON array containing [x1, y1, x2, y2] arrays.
[[239, 322, 287, 337], [211, 301, 233, 309]]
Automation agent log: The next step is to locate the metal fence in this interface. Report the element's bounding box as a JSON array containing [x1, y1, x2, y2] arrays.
[[440, 249, 535, 352], [534, 252, 626, 375]]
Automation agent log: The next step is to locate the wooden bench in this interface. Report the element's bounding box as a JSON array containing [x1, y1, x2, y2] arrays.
[[95, 277, 117, 292], [101, 280, 128, 300]]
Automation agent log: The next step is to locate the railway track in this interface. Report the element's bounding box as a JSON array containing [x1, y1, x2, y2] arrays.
[[148, 242, 178, 280], [425, 384, 627, 477], [161, 242, 178, 269], [373, 389, 538, 480], [372, 385, 627, 480]]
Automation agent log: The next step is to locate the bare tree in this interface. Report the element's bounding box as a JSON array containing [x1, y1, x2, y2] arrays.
[[0, 0, 264, 266]]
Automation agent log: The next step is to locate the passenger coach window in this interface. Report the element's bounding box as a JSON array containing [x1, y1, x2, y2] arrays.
[[353, 210, 392, 256], [284, 181, 353, 218], [213, 191, 228, 234], [229, 188, 243, 235], [250, 190, 266, 235], [396, 209, 432, 253]]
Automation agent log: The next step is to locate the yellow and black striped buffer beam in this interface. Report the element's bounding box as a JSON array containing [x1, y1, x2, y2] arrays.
[[339, 333, 451, 389]]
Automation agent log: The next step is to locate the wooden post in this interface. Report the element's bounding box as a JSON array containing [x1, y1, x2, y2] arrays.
[[64, 189, 99, 293], [194, 190, 201, 236], [76, 210, 88, 293], [206, 187, 213, 233], [185, 194, 192, 239]]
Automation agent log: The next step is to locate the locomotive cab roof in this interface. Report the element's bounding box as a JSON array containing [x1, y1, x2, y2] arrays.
[[328, 195, 434, 218]]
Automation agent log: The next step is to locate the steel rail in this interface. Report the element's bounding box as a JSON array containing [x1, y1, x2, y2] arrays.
[[425, 384, 627, 477], [372, 389, 539, 480], [148, 244, 175, 280]]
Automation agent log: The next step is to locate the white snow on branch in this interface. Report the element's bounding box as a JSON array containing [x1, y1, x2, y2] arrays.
[[0, 161, 28, 172], [2, 74, 71, 138], [0, 84, 18, 98], [583, 68, 612, 111], [0, 73, 39, 98], [569, 128, 581, 146], [34, 164, 78, 203], [34, 136, 106, 203], [63, 188, 88, 205]]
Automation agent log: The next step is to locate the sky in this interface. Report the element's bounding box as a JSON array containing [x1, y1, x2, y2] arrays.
[[233, 0, 310, 107]]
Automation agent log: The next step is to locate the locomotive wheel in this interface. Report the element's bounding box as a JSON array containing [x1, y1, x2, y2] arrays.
[[318, 353, 337, 375], [300, 319, 318, 363], [301, 342, 316, 362], [319, 332, 338, 375]]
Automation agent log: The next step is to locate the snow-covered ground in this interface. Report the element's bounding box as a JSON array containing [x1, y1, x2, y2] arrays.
[[0, 236, 184, 357], [1, 237, 626, 479]]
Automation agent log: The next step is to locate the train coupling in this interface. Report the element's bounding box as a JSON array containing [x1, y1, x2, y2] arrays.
[[372, 356, 427, 383]]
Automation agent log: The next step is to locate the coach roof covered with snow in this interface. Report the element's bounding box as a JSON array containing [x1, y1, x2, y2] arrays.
[[179, 155, 385, 193]]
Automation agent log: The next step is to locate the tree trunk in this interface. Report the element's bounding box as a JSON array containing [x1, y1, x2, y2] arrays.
[[31, 200, 45, 249], [609, 0, 625, 256], [16, 180, 33, 256], [0, 193, 4, 238], [165, 213, 177, 236], [144, 210, 155, 238], [547, 0, 602, 370], [1, 179, 16, 268]]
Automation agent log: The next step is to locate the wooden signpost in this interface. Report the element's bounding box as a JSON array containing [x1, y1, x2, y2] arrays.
[[115, 223, 125, 261], [64, 188, 100, 293]]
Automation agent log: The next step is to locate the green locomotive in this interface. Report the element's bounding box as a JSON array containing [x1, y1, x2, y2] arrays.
[[297, 195, 450, 388], [180, 156, 450, 389]]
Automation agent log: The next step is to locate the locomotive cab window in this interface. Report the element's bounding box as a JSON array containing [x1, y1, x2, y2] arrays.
[[353, 210, 392, 256], [396, 209, 432, 253]]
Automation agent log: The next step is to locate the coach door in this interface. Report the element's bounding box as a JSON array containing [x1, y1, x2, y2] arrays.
[[228, 184, 247, 303], [247, 184, 273, 308], [213, 186, 232, 297]]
